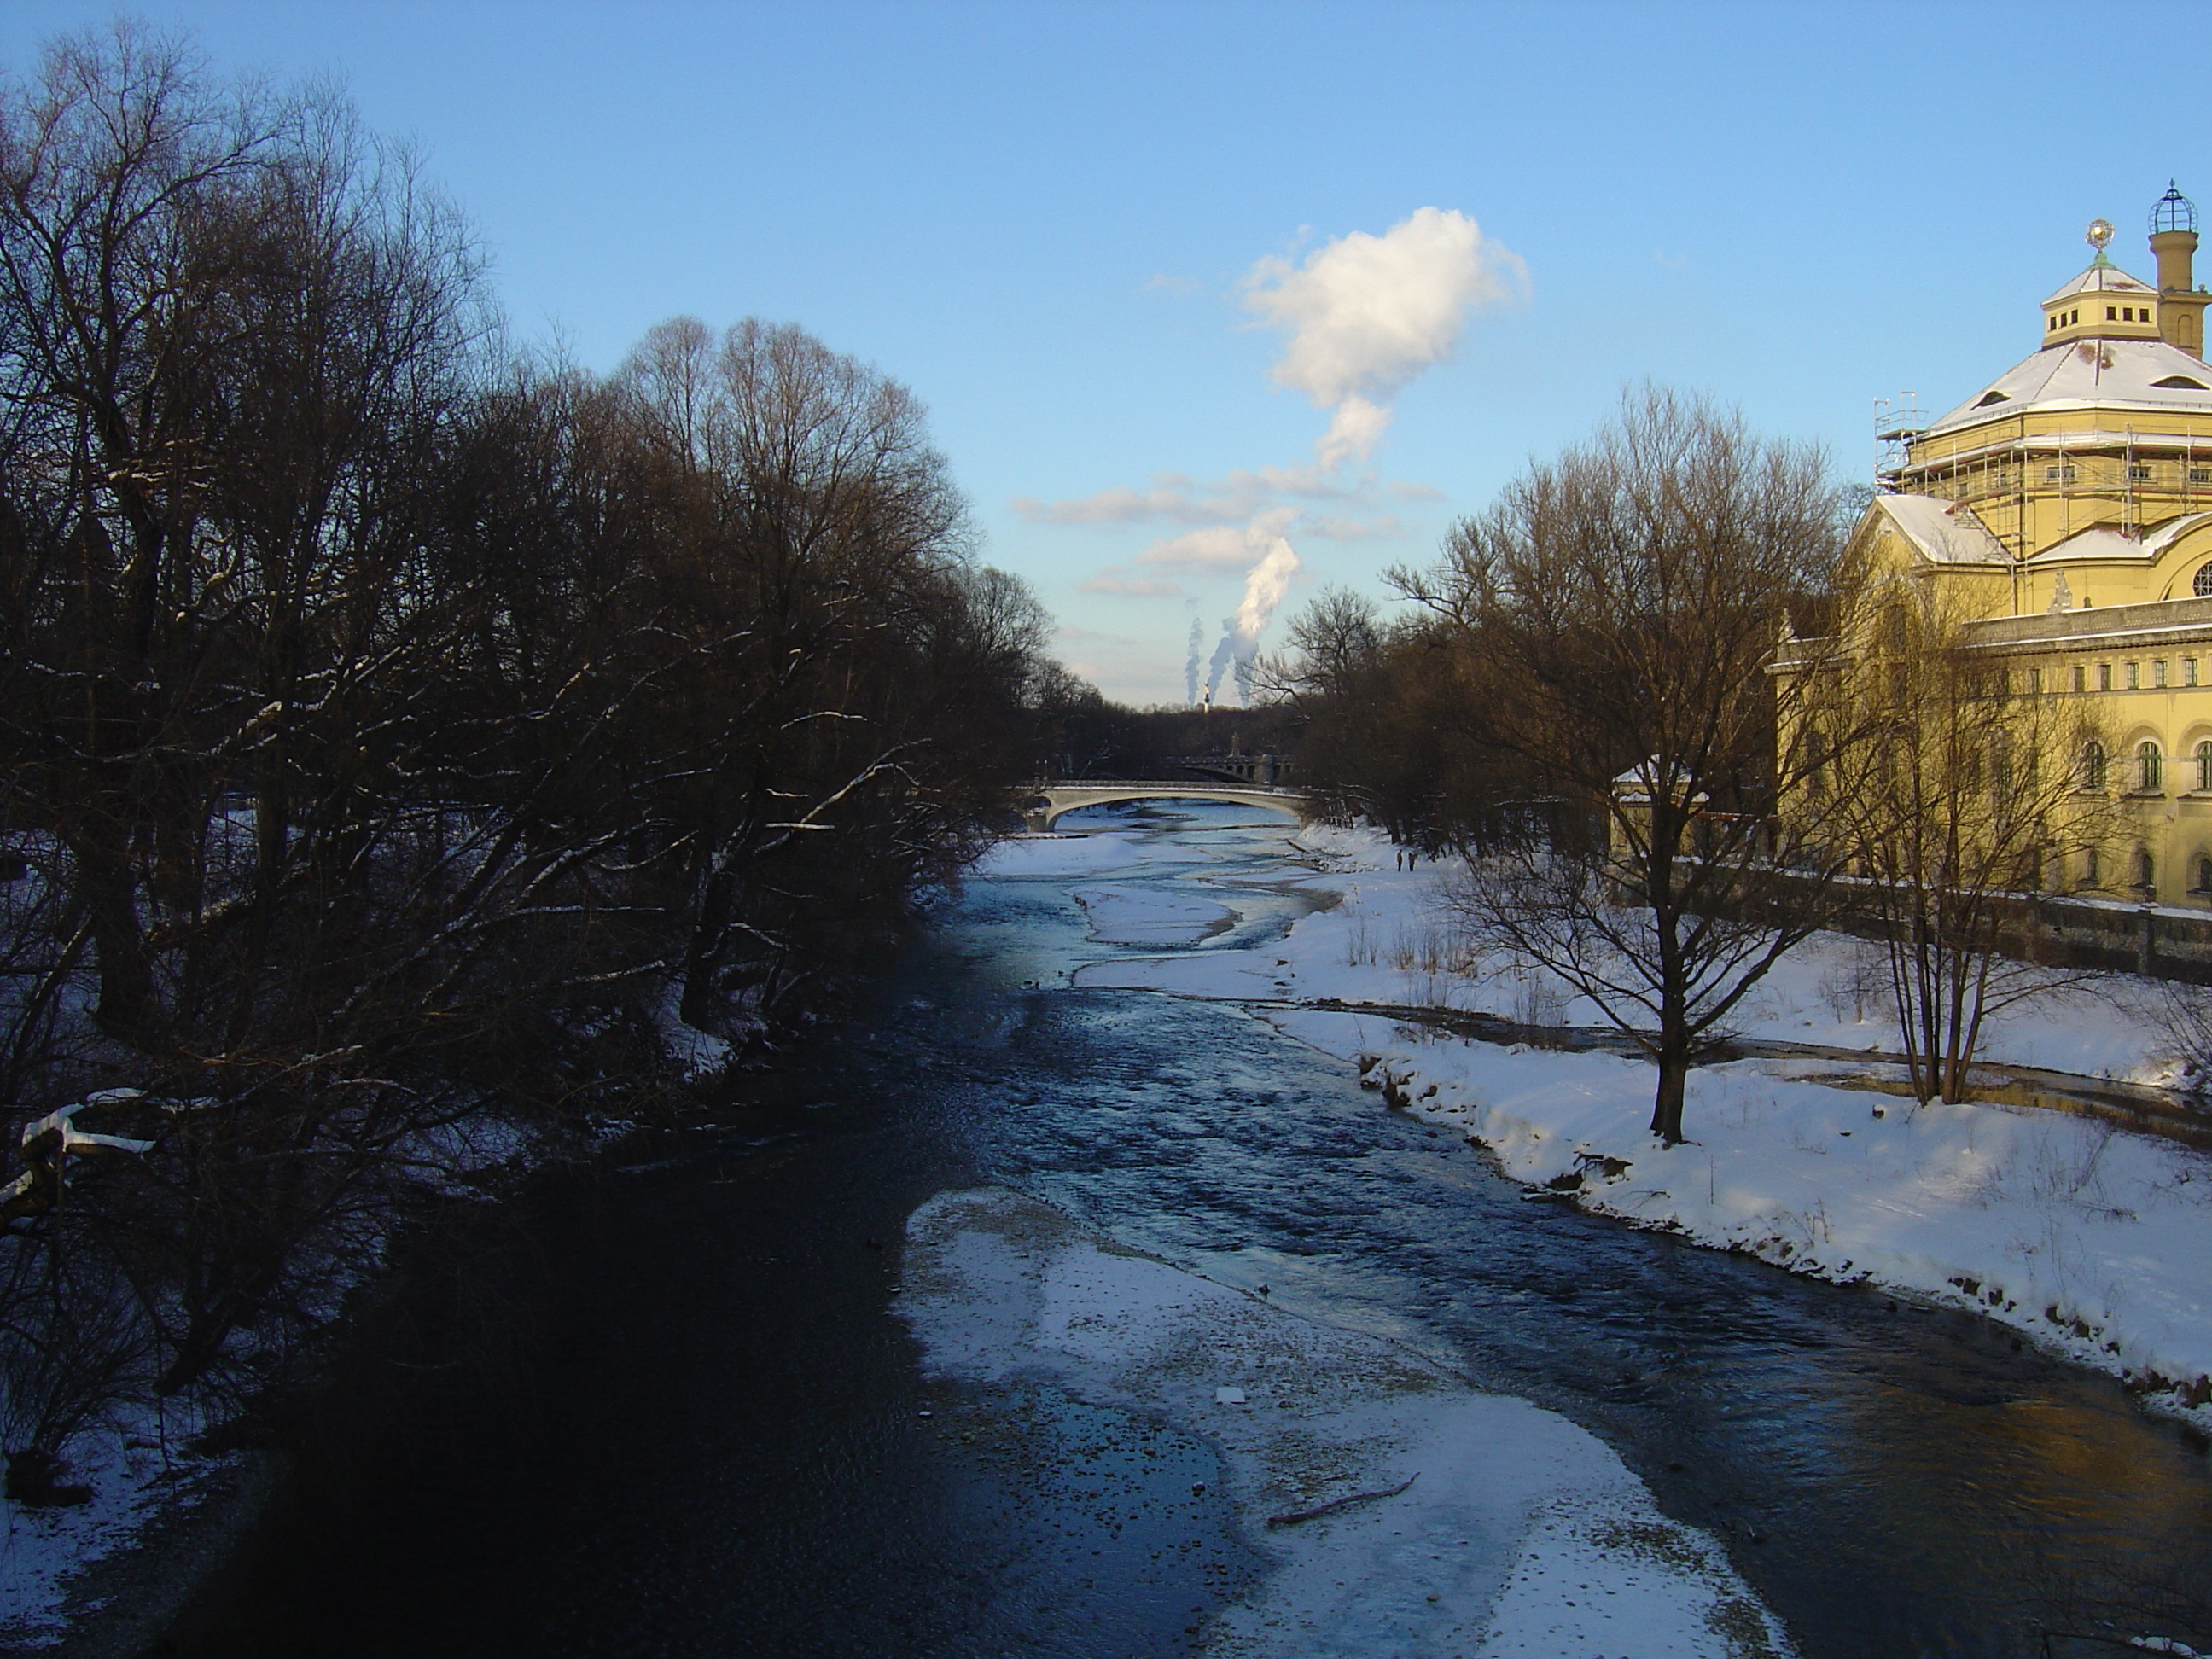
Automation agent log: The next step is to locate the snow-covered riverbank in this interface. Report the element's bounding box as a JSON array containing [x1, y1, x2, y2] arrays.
[[1060, 820, 2212, 1421]]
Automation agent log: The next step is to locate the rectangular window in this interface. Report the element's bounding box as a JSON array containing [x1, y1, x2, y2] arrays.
[[2157, 659, 2170, 688], [2074, 664, 2087, 692], [2099, 663, 2114, 691], [2193, 469, 2211, 484], [2132, 463, 2154, 481], [2128, 662, 2141, 690], [2029, 666, 2043, 694], [2190, 657, 2202, 686], [2046, 464, 2078, 484], [2109, 306, 2119, 320]]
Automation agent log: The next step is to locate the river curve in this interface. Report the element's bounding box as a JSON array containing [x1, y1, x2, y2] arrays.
[[212, 803, 2212, 1658]]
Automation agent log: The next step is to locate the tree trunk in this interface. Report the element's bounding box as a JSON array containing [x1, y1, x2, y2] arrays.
[[76, 836, 158, 1044], [680, 862, 736, 1029], [1650, 1044, 1689, 1144]]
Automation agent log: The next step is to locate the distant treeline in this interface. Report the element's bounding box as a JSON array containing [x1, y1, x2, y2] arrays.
[[1266, 585, 1541, 854], [0, 24, 1064, 1433]]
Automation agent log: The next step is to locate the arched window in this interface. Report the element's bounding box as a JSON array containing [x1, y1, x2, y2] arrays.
[[2194, 854, 2212, 894], [2139, 848, 2157, 891], [2195, 562, 2212, 597], [2139, 741, 2164, 793], [2081, 742, 2107, 791], [2085, 847, 2102, 886], [2197, 740, 2212, 793]]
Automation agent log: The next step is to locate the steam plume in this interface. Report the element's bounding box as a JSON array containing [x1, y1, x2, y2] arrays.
[[1202, 530, 1302, 707]]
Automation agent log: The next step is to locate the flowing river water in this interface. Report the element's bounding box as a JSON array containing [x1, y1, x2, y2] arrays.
[[218, 804, 2212, 1658]]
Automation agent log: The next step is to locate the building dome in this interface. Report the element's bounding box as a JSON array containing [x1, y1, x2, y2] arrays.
[[2154, 181, 2198, 236]]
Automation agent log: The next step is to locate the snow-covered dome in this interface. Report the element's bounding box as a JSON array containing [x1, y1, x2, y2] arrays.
[[2042, 259, 2154, 304], [2034, 248, 2166, 352], [1925, 335, 2212, 435]]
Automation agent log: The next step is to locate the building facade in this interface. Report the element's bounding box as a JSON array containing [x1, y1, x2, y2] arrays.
[[1835, 185, 2212, 904]]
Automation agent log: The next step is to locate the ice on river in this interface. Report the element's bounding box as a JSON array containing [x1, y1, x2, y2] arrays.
[[901, 1187, 1793, 1659], [971, 831, 1148, 878], [1070, 885, 1237, 946]]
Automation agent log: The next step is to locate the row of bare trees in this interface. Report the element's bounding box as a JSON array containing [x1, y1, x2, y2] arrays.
[[0, 26, 1057, 1465], [1275, 388, 2117, 1142]]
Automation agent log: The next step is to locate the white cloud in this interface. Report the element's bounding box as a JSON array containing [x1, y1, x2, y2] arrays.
[[1014, 466, 1363, 529], [1137, 509, 1297, 572], [1135, 526, 1269, 571], [1078, 568, 1185, 596], [1018, 467, 1421, 547], [1298, 512, 1406, 542], [1243, 206, 1527, 409], [1316, 394, 1394, 469]]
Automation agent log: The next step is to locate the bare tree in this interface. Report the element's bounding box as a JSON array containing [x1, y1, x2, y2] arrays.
[[0, 23, 1061, 1472], [1399, 387, 1862, 1144], [1819, 581, 2113, 1103]]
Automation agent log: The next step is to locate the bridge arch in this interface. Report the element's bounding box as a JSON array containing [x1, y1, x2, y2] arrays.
[[1022, 779, 1310, 831]]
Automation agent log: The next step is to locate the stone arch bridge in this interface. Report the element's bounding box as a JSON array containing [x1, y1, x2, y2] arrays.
[[1021, 779, 1313, 832]]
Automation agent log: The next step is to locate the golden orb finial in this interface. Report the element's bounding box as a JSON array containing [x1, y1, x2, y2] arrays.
[[2087, 218, 2116, 252]]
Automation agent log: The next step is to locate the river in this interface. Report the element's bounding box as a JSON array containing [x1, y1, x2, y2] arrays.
[[217, 803, 2212, 1657]]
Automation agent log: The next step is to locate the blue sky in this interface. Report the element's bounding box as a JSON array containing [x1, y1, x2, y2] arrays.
[[5, 2, 2209, 703]]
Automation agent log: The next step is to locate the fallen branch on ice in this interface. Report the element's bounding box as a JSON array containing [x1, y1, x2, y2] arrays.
[[1266, 1471, 1418, 1527]]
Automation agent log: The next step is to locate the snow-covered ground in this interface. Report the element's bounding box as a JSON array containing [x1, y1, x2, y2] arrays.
[[1080, 822, 2180, 1086], [903, 1187, 1793, 1659], [1060, 820, 2212, 1418], [0, 1414, 247, 1650], [0, 1104, 547, 1645]]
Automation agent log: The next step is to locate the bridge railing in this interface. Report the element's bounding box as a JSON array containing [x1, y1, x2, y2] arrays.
[[1022, 779, 1305, 796]]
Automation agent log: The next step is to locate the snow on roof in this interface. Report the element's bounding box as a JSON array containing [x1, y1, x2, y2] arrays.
[[1868, 493, 2010, 565], [1925, 336, 2212, 434], [2144, 511, 2212, 556], [2020, 510, 2212, 567], [2041, 258, 2155, 303], [2020, 526, 2144, 566]]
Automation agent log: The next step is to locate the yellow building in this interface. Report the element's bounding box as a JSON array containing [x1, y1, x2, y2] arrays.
[[1845, 184, 2212, 903]]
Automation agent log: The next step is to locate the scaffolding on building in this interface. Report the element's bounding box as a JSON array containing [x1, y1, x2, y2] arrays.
[[1874, 391, 1926, 486]]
